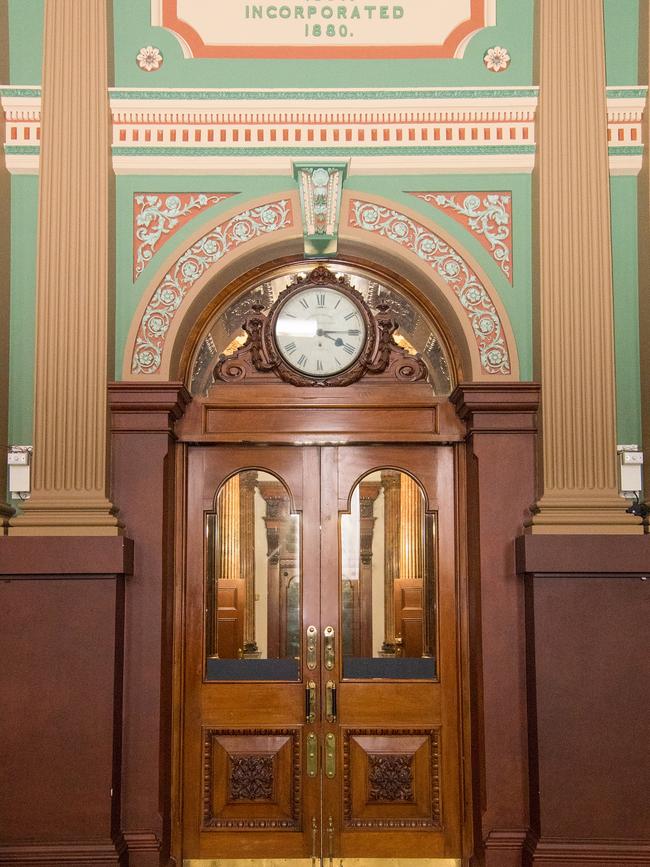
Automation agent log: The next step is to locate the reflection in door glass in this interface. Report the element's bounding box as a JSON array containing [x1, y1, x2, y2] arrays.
[[341, 470, 437, 679], [205, 470, 301, 681]]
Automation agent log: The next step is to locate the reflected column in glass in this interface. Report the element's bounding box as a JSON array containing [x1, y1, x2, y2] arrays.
[[341, 470, 437, 680], [205, 470, 301, 681]]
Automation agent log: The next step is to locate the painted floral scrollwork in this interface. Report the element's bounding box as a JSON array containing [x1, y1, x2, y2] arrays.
[[349, 200, 511, 375], [132, 201, 292, 374], [133, 193, 234, 279], [413, 192, 512, 281]]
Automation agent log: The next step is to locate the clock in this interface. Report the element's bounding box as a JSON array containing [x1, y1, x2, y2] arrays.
[[271, 280, 369, 378], [213, 265, 428, 389]]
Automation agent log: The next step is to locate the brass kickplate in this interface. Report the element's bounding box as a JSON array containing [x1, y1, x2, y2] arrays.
[[184, 860, 461, 867]]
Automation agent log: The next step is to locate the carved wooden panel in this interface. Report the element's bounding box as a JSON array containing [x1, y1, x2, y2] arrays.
[[342, 729, 441, 829], [202, 728, 301, 830]]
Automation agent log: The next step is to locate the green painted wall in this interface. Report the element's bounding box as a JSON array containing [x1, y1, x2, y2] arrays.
[[5, 0, 644, 450], [610, 176, 642, 445], [113, 0, 533, 89], [8, 175, 38, 456], [604, 0, 639, 86], [8, 0, 43, 84]]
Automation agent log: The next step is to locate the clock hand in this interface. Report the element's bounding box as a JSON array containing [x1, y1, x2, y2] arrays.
[[318, 331, 344, 346], [317, 329, 359, 335]]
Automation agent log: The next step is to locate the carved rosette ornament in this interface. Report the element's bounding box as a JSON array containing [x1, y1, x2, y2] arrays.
[[368, 754, 415, 803], [214, 266, 428, 388], [229, 754, 274, 801]]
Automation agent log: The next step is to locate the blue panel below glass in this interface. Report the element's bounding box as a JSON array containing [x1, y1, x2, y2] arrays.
[[343, 656, 436, 680], [206, 657, 301, 681]]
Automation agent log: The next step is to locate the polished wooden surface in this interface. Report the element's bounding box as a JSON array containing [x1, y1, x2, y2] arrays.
[[181, 443, 463, 862]]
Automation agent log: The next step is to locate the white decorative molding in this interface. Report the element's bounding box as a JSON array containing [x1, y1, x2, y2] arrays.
[[293, 162, 348, 255], [1, 85, 645, 176], [483, 46, 511, 73], [606, 87, 647, 176]]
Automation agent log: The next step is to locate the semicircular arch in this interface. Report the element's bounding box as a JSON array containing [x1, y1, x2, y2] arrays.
[[121, 190, 520, 382]]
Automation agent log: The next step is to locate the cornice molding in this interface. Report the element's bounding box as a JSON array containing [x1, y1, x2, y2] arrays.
[[1, 85, 644, 176]]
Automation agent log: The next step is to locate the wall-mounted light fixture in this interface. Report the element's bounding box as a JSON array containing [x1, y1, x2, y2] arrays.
[[7, 445, 32, 499]]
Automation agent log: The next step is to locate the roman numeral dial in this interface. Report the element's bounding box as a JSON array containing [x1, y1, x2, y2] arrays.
[[273, 285, 368, 378]]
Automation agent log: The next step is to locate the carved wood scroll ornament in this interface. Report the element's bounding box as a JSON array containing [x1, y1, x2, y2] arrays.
[[214, 266, 428, 388]]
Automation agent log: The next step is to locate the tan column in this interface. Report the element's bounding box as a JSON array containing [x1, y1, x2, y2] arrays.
[[9, 0, 120, 535], [529, 0, 642, 534]]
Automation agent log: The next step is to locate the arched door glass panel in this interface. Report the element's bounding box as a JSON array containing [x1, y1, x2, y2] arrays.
[[205, 469, 301, 681], [340, 469, 437, 679]]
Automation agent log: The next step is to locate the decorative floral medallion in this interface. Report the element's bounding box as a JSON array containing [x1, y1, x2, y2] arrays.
[[411, 192, 512, 282], [349, 200, 511, 375], [132, 200, 293, 374], [136, 46, 163, 71], [133, 193, 236, 279], [229, 755, 274, 802], [484, 46, 511, 72], [368, 754, 415, 803]]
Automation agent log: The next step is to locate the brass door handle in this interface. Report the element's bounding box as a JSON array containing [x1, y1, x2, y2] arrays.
[[326, 680, 337, 723], [324, 625, 335, 671], [305, 680, 317, 724]]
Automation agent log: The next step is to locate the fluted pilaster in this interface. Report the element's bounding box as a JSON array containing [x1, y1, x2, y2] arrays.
[[529, 0, 642, 533], [9, 0, 119, 535]]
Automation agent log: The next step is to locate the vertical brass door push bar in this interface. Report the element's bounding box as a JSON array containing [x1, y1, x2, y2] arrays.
[[305, 680, 317, 724], [324, 625, 335, 671], [306, 625, 318, 671]]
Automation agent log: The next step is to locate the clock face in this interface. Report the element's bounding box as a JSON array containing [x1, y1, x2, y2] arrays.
[[273, 286, 367, 377]]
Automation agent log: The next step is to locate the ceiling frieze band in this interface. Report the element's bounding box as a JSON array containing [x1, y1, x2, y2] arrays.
[[0, 86, 644, 176]]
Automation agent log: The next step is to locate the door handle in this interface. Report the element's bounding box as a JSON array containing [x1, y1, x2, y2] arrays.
[[305, 680, 317, 724], [324, 625, 335, 671], [306, 625, 318, 671], [326, 680, 337, 723]]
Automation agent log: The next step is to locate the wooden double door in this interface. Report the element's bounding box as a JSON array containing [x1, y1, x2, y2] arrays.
[[182, 443, 463, 865]]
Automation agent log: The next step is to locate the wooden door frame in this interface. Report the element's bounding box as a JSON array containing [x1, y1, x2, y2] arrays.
[[168, 395, 474, 865], [107, 380, 539, 867]]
